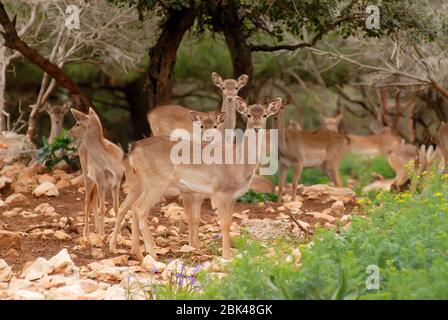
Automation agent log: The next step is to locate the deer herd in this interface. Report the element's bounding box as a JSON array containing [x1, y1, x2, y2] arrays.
[[64, 72, 448, 261]]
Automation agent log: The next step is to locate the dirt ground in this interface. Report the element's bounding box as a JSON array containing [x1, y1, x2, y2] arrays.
[[0, 181, 357, 273]]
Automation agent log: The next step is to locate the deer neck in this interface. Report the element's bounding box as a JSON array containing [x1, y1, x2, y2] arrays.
[[49, 118, 62, 143], [273, 112, 287, 154], [221, 97, 236, 130]]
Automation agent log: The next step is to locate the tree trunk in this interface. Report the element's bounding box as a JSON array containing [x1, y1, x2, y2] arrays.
[[124, 75, 150, 139], [0, 58, 7, 131], [145, 2, 197, 132], [0, 2, 91, 111], [216, 0, 253, 100]]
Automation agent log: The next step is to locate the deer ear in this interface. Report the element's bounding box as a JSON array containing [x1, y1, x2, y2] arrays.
[[216, 111, 227, 124], [189, 111, 201, 122], [267, 98, 283, 116], [211, 72, 223, 87], [237, 74, 248, 88], [63, 101, 73, 110], [232, 96, 248, 115], [71, 108, 87, 122], [283, 94, 292, 106]]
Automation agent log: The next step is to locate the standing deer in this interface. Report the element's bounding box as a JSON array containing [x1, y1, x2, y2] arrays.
[[148, 72, 248, 137], [44, 102, 71, 143], [70, 108, 124, 237], [110, 97, 282, 260], [321, 114, 402, 157], [273, 97, 349, 202]]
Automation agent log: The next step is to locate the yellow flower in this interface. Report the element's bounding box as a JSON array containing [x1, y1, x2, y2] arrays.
[[434, 192, 443, 197]]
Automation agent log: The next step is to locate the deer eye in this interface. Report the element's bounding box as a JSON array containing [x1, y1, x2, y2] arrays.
[[247, 114, 252, 118], [214, 125, 217, 128], [200, 125, 204, 129], [263, 114, 267, 118]]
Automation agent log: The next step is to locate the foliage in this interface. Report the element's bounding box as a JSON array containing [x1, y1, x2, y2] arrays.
[[191, 170, 448, 300], [237, 189, 278, 203], [37, 130, 78, 169]]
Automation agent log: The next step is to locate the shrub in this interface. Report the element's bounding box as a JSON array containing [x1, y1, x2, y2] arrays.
[[37, 130, 78, 169], [193, 171, 448, 300]]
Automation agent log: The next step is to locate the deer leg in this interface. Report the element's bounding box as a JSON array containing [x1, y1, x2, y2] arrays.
[[291, 163, 303, 201], [214, 192, 235, 259], [135, 181, 167, 259], [277, 162, 288, 203], [192, 193, 204, 248], [130, 205, 143, 261], [323, 161, 341, 187], [109, 181, 139, 253], [96, 184, 106, 236], [83, 179, 95, 237], [111, 181, 121, 230], [181, 192, 195, 247]]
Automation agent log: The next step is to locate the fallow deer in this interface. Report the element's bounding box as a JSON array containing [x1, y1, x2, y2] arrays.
[[148, 72, 248, 138], [273, 99, 350, 202], [110, 97, 282, 260], [44, 102, 71, 143], [320, 114, 403, 157], [70, 108, 124, 237]]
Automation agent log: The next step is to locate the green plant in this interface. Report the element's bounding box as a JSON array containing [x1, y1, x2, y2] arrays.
[[237, 189, 278, 203], [37, 130, 78, 169], [191, 171, 448, 300]]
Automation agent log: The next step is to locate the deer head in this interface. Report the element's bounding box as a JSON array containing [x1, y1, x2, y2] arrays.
[[211, 72, 248, 100]]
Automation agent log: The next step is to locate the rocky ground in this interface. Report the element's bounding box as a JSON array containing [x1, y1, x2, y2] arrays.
[[0, 162, 358, 300]]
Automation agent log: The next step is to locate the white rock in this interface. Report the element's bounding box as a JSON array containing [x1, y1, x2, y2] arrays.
[[48, 284, 85, 300], [34, 203, 58, 216], [33, 181, 59, 197], [5, 193, 29, 206], [2, 209, 18, 217], [54, 230, 71, 241], [48, 248, 76, 274], [21, 257, 54, 281], [8, 279, 36, 291], [0, 176, 12, 190], [179, 245, 196, 253], [15, 290, 45, 300], [161, 259, 185, 279], [141, 254, 166, 273], [103, 285, 126, 300], [0, 259, 13, 282]]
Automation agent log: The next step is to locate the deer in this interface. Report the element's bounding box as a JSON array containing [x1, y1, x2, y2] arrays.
[[70, 108, 125, 237], [44, 102, 71, 143], [273, 97, 350, 202], [148, 72, 248, 138], [435, 121, 448, 171], [109, 96, 282, 260]]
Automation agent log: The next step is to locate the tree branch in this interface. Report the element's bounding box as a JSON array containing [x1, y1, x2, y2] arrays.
[[0, 1, 92, 111]]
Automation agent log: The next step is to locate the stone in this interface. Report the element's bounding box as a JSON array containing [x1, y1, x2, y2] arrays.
[[76, 279, 100, 294], [110, 255, 129, 266], [5, 193, 29, 206], [179, 245, 196, 253], [33, 181, 59, 197], [70, 175, 83, 186], [0, 259, 13, 282], [302, 184, 356, 204], [39, 275, 69, 289], [155, 225, 169, 237], [161, 259, 185, 279], [160, 203, 184, 220], [48, 248, 76, 274], [34, 203, 57, 216], [0, 176, 12, 190], [21, 257, 54, 281], [8, 279, 35, 291], [283, 201, 303, 213], [0, 230, 22, 249], [56, 179, 71, 189], [54, 230, 71, 241], [15, 290, 45, 300], [241, 219, 292, 241], [37, 174, 56, 184], [2, 209, 18, 217], [155, 236, 169, 247], [141, 254, 166, 273], [331, 200, 345, 215], [6, 248, 19, 258], [48, 284, 85, 299], [20, 210, 38, 219]]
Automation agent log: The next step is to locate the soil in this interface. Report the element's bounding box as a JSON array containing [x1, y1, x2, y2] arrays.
[[0, 184, 357, 272]]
